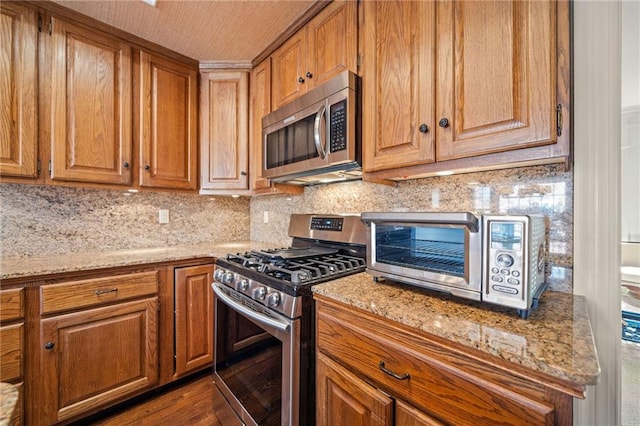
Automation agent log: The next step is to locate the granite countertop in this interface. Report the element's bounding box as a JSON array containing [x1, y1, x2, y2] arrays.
[[0, 382, 18, 426], [312, 273, 600, 388], [0, 241, 277, 281]]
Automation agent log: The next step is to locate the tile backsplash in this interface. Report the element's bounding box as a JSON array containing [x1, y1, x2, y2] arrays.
[[251, 164, 574, 292], [0, 184, 250, 257]]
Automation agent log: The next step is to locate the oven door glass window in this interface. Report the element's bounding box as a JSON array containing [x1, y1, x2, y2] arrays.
[[215, 299, 282, 426], [375, 225, 466, 277]]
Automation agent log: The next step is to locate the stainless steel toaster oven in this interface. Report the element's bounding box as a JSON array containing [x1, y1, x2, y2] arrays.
[[360, 212, 547, 318]]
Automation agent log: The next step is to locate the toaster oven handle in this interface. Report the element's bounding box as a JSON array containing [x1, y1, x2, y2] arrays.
[[313, 105, 327, 159], [360, 212, 480, 232]]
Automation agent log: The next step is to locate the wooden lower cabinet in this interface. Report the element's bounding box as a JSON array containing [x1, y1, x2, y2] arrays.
[[315, 296, 574, 426], [174, 264, 214, 377], [38, 297, 159, 425], [0, 287, 25, 425]]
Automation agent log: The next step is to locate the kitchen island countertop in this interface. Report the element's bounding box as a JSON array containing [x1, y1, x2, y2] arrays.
[[0, 241, 277, 282], [313, 272, 600, 388]]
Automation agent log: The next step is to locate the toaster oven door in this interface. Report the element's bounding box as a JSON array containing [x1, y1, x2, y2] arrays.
[[366, 216, 482, 299]]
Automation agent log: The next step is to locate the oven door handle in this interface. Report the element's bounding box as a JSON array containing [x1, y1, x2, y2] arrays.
[[212, 282, 291, 333]]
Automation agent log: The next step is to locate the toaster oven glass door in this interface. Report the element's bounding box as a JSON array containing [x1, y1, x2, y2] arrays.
[[374, 225, 467, 277]]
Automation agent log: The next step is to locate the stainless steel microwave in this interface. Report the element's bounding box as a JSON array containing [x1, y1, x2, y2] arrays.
[[261, 71, 361, 185], [361, 212, 547, 318]]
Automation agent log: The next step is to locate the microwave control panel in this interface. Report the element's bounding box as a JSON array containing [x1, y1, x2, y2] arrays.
[[329, 100, 347, 153]]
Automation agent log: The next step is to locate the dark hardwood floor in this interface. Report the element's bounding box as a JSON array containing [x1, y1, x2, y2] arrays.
[[78, 371, 221, 425]]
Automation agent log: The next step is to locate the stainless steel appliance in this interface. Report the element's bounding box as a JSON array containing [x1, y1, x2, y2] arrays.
[[212, 214, 367, 426], [261, 71, 361, 185], [361, 212, 547, 318]]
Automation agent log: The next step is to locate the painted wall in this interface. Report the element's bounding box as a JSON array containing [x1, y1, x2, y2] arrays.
[[0, 183, 250, 257], [251, 164, 574, 293]]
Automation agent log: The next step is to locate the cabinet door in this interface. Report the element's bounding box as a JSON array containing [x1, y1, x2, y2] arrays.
[[138, 52, 198, 190], [250, 58, 272, 191], [200, 71, 249, 191], [174, 264, 214, 377], [46, 18, 132, 184], [39, 298, 158, 424], [396, 400, 445, 426], [362, 1, 436, 172], [317, 353, 393, 426], [435, 0, 557, 160], [271, 30, 307, 110], [0, 3, 38, 178], [306, 0, 358, 89]]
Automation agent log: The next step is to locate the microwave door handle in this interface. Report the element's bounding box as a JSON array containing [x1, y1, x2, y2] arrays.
[[313, 105, 327, 159]]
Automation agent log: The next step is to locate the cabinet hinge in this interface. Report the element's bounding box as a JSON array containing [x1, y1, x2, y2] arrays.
[[48, 160, 52, 177], [48, 17, 53, 36], [556, 104, 563, 137], [356, 52, 362, 72], [38, 14, 42, 33], [37, 159, 41, 177]]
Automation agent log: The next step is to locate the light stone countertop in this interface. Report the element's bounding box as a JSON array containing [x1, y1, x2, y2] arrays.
[[0, 241, 278, 282], [0, 382, 18, 426], [312, 273, 601, 388]]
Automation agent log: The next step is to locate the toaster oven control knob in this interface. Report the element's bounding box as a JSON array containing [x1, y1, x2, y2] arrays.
[[496, 253, 515, 268], [267, 292, 281, 308], [255, 286, 267, 300], [222, 272, 234, 285], [239, 279, 250, 291]]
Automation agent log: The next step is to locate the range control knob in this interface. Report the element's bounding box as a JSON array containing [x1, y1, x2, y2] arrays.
[[238, 279, 250, 291], [255, 286, 267, 300], [267, 292, 281, 308], [496, 253, 515, 268], [222, 272, 234, 285], [213, 268, 225, 282]]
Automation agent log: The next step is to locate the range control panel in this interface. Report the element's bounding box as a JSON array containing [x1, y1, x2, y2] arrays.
[[310, 217, 344, 232]]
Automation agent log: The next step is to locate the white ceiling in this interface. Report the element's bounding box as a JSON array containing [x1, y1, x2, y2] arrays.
[[51, 0, 317, 63]]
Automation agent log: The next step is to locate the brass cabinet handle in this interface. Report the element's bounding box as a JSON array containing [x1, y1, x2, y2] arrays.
[[378, 360, 410, 380], [94, 288, 118, 295]]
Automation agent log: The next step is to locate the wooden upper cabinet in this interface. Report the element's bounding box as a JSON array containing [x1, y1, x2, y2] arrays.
[[271, 0, 357, 110], [362, 0, 436, 172], [0, 3, 38, 179], [200, 71, 249, 192], [250, 58, 272, 191], [138, 52, 198, 190], [435, 0, 557, 161], [362, 0, 567, 176], [44, 17, 132, 185]]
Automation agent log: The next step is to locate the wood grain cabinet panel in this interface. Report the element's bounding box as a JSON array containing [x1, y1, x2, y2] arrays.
[[138, 51, 198, 190], [0, 323, 23, 382], [271, 0, 357, 110], [39, 297, 159, 425], [0, 2, 38, 179], [435, 0, 557, 160], [174, 264, 214, 377], [199, 70, 249, 192], [250, 58, 273, 192], [45, 17, 132, 185], [361, 0, 436, 172], [315, 297, 571, 426], [362, 0, 568, 177], [317, 352, 393, 426], [0, 288, 24, 322]]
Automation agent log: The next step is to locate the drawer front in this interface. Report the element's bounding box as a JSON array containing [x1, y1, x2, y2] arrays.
[[0, 288, 24, 321], [316, 302, 555, 426], [41, 271, 159, 314], [0, 323, 23, 382]]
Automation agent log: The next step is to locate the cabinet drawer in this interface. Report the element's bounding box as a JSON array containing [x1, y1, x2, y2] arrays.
[[0, 323, 23, 382], [0, 288, 24, 321], [316, 302, 554, 426], [41, 271, 158, 314]]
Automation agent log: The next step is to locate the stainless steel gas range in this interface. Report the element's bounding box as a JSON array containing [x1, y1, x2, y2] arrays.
[[211, 214, 367, 426]]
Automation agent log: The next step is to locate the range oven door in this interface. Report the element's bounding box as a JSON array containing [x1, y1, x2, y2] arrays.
[[212, 282, 299, 426], [362, 212, 482, 300]]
